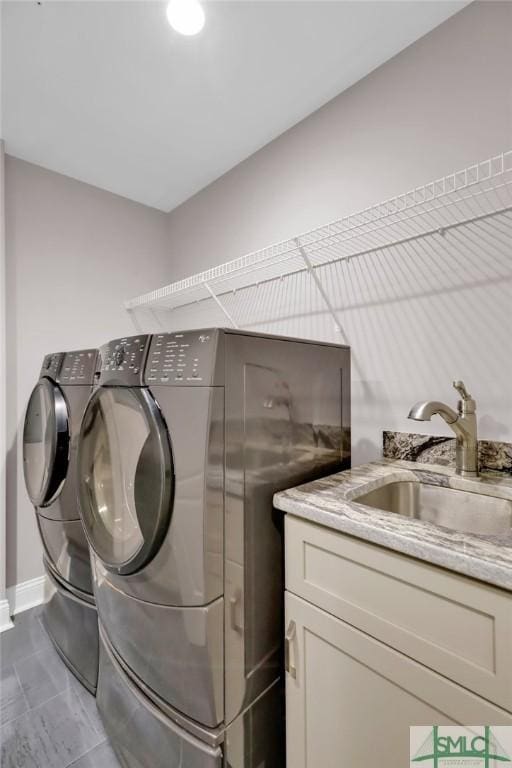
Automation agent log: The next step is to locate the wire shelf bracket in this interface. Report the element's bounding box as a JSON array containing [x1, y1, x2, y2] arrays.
[[203, 281, 240, 329], [296, 239, 348, 341]]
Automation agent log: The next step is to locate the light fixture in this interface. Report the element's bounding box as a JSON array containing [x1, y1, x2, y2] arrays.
[[166, 0, 205, 36]]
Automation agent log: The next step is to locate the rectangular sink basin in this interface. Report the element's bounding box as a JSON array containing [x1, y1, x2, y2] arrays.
[[354, 481, 512, 536]]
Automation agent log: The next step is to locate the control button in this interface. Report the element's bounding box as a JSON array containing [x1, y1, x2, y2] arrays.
[[114, 348, 125, 366]]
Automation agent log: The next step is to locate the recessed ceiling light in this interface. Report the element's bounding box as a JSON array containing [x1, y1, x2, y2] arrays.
[[166, 0, 205, 36]]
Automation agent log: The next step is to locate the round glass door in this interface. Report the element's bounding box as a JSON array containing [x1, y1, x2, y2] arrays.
[[23, 378, 70, 507], [78, 386, 173, 575]]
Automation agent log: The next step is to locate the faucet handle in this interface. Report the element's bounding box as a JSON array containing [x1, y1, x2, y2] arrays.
[[453, 380, 471, 400], [453, 380, 476, 414]]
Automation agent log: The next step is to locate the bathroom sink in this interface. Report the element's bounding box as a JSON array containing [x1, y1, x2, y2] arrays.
[[354, 481, 512, 536]]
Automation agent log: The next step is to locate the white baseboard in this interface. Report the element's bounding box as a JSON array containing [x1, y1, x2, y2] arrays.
[[0, 597, 14, 632], [5, 574, 47, 621]]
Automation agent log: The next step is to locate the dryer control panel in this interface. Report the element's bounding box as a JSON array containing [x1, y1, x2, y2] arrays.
[[98, 335, 151, 386], [40, 353, 65, 381], [145, 330, 220, 386], [58, 349, 98, 386]]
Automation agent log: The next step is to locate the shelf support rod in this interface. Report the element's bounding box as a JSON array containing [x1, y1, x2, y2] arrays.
[[296, 240, 350, 344], [126, 306, 143, 333], [203, 281, 240, 329]]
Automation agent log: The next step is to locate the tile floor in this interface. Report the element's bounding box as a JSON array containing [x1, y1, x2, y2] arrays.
[[0, 606, 122, 768]]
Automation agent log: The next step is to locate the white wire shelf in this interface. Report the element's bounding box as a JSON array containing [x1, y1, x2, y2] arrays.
[[125, 150, 512, 337]]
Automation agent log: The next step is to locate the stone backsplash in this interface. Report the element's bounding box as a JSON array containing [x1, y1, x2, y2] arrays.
[[383, 431, 512, 475]]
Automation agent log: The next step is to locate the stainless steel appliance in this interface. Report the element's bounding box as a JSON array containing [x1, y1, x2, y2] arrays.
[[23, 349, 99, 692], [78, 329, 350, 767]]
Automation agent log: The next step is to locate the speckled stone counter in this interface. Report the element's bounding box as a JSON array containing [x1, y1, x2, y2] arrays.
[[274, 460, 512, 591]]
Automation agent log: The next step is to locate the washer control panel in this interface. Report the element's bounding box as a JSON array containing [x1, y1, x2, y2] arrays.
[[145, 331, 219, 386], [98, 335, 151, 386], [58, 349, 98, 386], [40, 353, 65, 381]]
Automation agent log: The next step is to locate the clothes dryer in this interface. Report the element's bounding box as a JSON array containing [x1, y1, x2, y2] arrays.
[[78, 329, 350, 765], [23, 349, 99, 692]]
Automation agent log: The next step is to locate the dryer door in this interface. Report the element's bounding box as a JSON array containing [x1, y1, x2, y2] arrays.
[[78, 386, 173, 576], [23, 378, 70, 507]]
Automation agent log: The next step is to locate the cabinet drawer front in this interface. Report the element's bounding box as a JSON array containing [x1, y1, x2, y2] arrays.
[[285, 515, 512, 710], [285, 592, 512, 768]]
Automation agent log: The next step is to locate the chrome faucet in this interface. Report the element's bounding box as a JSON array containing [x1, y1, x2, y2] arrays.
[[408, 380, 478, 477]]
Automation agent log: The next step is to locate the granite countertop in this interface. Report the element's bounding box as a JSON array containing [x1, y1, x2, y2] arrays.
[[273, 460, 512, 591]]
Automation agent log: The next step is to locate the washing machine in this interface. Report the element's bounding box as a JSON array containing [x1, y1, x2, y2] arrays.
[[23, 348, 100, 692], [77, 328, 351, 767]]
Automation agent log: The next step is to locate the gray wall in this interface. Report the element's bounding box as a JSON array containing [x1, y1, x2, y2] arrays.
[[160, 0, 512, 463], [5, 157, 170, 586], [0, 141, 8, 617]]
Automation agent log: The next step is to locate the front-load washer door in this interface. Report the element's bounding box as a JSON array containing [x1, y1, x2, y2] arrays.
[[78, 386, 174, 576], [23, 378, 70, 508]]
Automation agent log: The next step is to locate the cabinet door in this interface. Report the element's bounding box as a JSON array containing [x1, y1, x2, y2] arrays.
[[286, 515, 512, 710], [285, 592, 512, 768]]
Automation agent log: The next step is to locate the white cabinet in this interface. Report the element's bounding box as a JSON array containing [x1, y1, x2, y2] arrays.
[[285, 516, 512, 768]]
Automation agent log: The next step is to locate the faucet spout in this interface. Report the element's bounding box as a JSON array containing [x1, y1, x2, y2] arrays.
[[407, 381, 478, 478], [408, 401, 458, 424]]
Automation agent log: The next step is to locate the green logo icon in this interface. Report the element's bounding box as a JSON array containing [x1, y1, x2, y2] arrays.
[[411, 726, 511, 765]]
